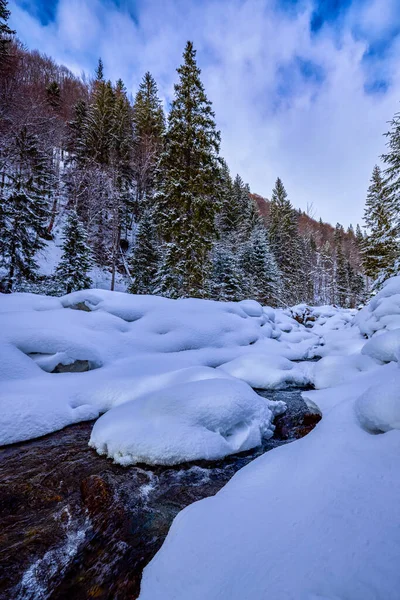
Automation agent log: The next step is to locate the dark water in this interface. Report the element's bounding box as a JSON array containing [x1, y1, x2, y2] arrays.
[[0, 390, 320, 600]]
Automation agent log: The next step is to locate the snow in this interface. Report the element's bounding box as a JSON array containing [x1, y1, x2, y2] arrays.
[[3, 279, 400, 599], [138, 281, 400, 600], [361, 329, 400, 363], [356, 370, 400, 433], [355, 275, 400, 336], [0, 289, 287, 448], [139, 366, 400, 600], [89, 378, 286, 466], [217, 352, 310, 389]]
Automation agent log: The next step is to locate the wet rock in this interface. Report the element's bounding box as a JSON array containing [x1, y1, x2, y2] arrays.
[[52, 359, 90, 373], [68, 302, 91, 312], [0, 389, 320, 600]]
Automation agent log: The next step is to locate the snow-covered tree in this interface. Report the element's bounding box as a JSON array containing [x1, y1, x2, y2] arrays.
[[268, 177, 302, 304], [156, 41, 221, 298], [0, 0, 14, 64], [128, 210, 160, 295], [56, 210, 92, 294], [0, 128, 51, 292], [240, 226, 281, 305], [210, 245, 243, 301], [132, 72, 165, 217], [362, 165, 398, 284]]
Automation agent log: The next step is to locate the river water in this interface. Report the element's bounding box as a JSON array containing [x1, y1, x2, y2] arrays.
[[0, 389, 320, 600]]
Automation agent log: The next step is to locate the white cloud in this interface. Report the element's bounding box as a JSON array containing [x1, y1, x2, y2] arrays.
[[9, 0, 400, 226]]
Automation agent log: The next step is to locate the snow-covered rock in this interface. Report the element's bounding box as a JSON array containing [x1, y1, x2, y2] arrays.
[[355, 275, 400, 336], [89, 378, 286, 466], [361, 329, 400, 363], [356, 370, 400, 433], [217, 352, 310, 389], [139, 364, 400, 600]]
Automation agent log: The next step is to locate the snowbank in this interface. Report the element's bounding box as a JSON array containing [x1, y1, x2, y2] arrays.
[[89, 378, 286, 466], [355, 275, 400, 336], [139, 368, 400, 600], [217, 352, 311, 389], [139, 279, 400, 599], [0, 290, 291, 447]]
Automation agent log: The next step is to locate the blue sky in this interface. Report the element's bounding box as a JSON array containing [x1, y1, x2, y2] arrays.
[[9, 0, 400, 226]]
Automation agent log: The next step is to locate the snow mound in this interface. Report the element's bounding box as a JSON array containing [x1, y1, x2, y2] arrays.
[[356, 371, 400, 433], [139, 372, 400, 600], [356, 276, 400, 336], [312, 353, 380, 389], [217, 352, 310, 389], [361, 329, 400, 363], [89, 378, 286, 466], [0, 289, 284, 446]]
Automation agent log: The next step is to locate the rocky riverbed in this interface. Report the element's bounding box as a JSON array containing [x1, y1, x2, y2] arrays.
[[0, 390, 320, 600]]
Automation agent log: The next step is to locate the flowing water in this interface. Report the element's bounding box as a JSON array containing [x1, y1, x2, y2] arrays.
[[0, 389, 320, 600]]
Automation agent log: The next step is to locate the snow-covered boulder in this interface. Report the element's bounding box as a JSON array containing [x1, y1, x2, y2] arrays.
[[361, 329, 400, 363], [312, 353, 380, 389], [0, 290, 282, 445], [355, 276, 400, 337], [89, 378, 286, 466], [217, 353, 311, 389], [356, 370, 400, 433]]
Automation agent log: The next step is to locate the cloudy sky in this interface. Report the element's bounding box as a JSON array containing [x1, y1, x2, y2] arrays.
[[9, 0, 400, 227]]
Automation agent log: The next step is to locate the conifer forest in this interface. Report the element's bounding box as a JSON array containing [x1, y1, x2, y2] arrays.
[[2, 0, 399, 305]]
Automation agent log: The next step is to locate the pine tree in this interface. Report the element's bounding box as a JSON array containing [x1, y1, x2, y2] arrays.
[[110, 79, 133, 289], [85, 78, 115, 166], [128, 210, 160, 294], [361, 165, 398, 283], [314, 241, 335, 305], [334, 223, 349, 306], [156, 41, 221, 298], [241, 226, 281, 305], [56, 210, 92, 294], [211, 244, 243, 301], [132, 72, 165, 217], [268, 177, 302, 305], [0, 127, 51, 291], [0, 0, 15, 64]]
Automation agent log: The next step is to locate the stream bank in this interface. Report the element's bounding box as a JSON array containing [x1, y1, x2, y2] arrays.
[[0, 389, 320, 600]]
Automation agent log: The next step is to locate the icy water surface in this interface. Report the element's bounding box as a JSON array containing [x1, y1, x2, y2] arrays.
[[0, 390, 320, 600]]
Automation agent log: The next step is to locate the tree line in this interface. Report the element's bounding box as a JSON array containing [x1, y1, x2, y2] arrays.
[[2, 0, 392, 307]]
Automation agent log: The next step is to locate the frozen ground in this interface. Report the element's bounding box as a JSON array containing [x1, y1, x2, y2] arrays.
[[1, 278, 400, 599], [138, 278, 400, 599]]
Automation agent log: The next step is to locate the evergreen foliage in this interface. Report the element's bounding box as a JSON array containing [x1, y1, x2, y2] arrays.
[[240, 226, 281, 305], [211, 245, 243, 301], [0, 0, 14, 63], [128, 210, 160, 295], [155, 41, 221, 298], [0, 128, 51, 291], [268, 178, 302, 305], [132, 72, 165, 216], [56, 210, 92, 294], [361, 165, 398, 284]]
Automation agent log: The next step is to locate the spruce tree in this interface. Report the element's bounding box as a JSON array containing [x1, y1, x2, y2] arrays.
[[241, 226, 281, 305], [268, 177, 302, 305], [128, 210, 160, 294], [132, 72, 165, 217], [156, 41, 221, 298], [211, 244, 243, 302], [0, 0, 15, 64], [334, 223, 349, 306], [85, 77, 115, 166], [56, 210, 92, 294], [361, 165, 398, 283], [0, 128, 50, 291]]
